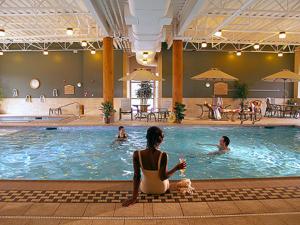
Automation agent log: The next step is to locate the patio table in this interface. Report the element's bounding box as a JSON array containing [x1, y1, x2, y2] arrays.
[[277, 104, 300, 118], [132, 104, 150, 120]]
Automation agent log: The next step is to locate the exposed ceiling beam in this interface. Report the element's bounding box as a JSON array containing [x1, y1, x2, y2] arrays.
[[177, 0, 207, 36], [84, 0, 109, 36], [208, 0, 256, 37]]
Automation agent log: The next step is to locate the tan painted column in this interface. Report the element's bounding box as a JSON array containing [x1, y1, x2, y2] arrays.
[[294, 47, 300, 99], [103, 37, 114, 103], [172, 40, 183, 106], [122, 52, 129, 98]]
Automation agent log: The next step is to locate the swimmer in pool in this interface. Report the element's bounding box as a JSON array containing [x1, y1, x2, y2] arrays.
[[198, 136, 230, 155], [117, 126, 128, 141]]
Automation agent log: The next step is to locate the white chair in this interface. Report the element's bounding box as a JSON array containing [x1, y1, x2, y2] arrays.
[[119, 99, 133, 120]]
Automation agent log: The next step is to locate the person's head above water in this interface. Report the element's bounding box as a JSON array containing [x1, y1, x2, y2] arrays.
[[220, 136, 230, 147], [146, 126, 164, 150], [119, 126, 124, 131]]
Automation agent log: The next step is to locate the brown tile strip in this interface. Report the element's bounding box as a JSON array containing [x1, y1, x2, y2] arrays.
[[0, 186, 299, 203]]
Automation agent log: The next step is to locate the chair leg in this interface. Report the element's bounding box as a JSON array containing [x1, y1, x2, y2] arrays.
[[119, 109, 121, 120], [131, 111, 133, 121]]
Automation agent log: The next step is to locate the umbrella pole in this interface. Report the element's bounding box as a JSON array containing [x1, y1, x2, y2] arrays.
[[283, 79, 286, 104]]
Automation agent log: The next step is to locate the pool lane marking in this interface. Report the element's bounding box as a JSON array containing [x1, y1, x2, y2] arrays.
[[0, 212, 299, 220]]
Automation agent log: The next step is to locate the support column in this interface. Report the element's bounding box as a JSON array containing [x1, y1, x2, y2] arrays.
[[103, 37, 114, 103], [294, 47, 300, 99], [172, 40, 183, 106]]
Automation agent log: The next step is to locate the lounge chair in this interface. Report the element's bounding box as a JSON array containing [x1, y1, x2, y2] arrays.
[[119, 99, 133, 120]]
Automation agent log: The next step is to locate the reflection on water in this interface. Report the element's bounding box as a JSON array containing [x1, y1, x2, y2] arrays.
[[0, 126, 299, 180]]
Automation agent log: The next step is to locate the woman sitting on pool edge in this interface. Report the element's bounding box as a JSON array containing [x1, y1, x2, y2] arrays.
[[122, 126, 186, 207]]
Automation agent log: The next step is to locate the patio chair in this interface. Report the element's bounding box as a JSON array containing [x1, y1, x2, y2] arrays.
[[155, 99, 172, 122], [240, 100, 262, 124], [265, 98, 280, 117], [119, 99, 133, 120]]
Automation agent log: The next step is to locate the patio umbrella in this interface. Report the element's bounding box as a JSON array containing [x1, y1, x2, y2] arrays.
[[191, 68, 238, 81], [119, 69, 164, 81], [262, 69, 300, 103]]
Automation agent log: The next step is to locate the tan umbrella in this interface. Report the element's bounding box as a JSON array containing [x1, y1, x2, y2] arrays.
[[191, 68, 238, 81], [262, 69, 300, 102], [119, 69, 164, 81]]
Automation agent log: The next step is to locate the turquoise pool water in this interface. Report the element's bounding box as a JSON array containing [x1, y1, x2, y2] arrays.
[[0, 126, 299, 180]]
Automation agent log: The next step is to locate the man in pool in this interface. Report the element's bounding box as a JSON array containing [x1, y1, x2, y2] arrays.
[[117, 126, 128, 141], [199, 136, 230, 155]]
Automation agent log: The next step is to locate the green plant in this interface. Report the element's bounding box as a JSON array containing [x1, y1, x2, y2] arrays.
[[233, 81, 248, 108], [136, 81, 153, 103], [173, 102, 186, 123], [287, 99, 296, 105], [100, 101, 116, 118]]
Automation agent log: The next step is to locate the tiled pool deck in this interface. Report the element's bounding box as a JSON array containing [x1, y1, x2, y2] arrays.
[[0, 178, 299, 225], [0, 116, 299, 224]]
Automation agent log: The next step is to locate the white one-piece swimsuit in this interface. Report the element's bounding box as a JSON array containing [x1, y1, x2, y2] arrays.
[[138, 151, 170, 194]]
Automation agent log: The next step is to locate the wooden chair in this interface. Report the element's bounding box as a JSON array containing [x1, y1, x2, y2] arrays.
[[119, 99, 133, 120]]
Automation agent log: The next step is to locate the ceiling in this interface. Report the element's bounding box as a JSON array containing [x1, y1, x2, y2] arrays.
[[0, 0, 300, 56]]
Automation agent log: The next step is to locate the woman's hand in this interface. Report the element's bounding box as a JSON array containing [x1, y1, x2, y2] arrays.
[[122, 197, 137, 207], [176, 161, 187, 171]]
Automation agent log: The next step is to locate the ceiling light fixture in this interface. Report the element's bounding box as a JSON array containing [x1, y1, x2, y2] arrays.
[[43, 50, 48, 55], [278, 52, 283, 57], [0, 29, 5, 36], [91, 49, 96, 54], [279, 31, 286, 39], [66, 28, 74, 36], [214, 30, 222, 37], [253, 43, 260, 50], [201, 41, 207, 48], [142, 58, 147, 64], [142, 52, 148, 58], [81, 41, 87, 47], [0, 51, 3, 55], [236, 50, 242, 56]]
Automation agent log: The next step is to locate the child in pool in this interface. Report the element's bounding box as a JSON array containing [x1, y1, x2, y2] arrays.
[[117, 126, 128, 141]]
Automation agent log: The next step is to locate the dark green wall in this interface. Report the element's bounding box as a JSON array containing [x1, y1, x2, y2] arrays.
[[0, 50, 123, 98], [162, 48, 294, 98]]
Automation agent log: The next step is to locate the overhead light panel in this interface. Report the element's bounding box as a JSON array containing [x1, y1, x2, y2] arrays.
[[91, 49, 96, 55], [81, 41, 87, 47], [142, 52, 148, 58], [0, 29, 5, 37], [236, 50, 242, 56], [43, 50, 48, 55], [0, 51, 3, 55], [201, 41, 207, 48], [66, 28, 74, 36], [214, 30, 222, 37], [279, 31, 286, 39], [253, 43, 260, 50], [278, 52, 283, 57]]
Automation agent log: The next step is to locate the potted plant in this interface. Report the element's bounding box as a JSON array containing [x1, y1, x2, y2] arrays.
[[136, 81, 153, 112], [100, 101, 116, 124], [173, 102, 186, 123], [233, 81, 248, 111]]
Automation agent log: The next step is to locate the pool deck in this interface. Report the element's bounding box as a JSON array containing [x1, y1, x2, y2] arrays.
[[0, 115, 300, 127], [0, 178, 299, 225]]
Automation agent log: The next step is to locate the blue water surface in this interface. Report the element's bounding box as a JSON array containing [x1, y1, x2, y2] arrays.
[[0, 126, 299, 180]]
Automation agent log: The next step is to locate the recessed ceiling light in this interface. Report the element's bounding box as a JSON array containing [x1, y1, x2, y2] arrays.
[[66, 28, 74, 36], [43, 50, 48, 55], [81, 41, 87, 47], [142, 58, 147, 64], [278, 52, 283, 57], [214, 30, 222, 37], [279, 31, 286, 39], [201, 41, 207, 48], [91, 49, 96, 54], [236, 50, 242, 56], [142, 52, 148, 58], [73, 50, 78, 54], [253, 43, 260, 50], [0, 51, 3, 55], [0, 29, 5, 37]]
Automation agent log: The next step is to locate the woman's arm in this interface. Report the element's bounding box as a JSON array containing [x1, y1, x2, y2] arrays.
[[159, 153, 186, 181], [122, 151, 141, 207]]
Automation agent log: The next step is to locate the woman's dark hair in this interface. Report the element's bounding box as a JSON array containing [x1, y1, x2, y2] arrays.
[[222, 136, 230, 146], [119, 126, 124, 131], [146, 126, 164, 149]]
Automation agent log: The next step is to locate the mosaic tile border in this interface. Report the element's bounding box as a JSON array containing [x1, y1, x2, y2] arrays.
[[0, 186, 299, 203]]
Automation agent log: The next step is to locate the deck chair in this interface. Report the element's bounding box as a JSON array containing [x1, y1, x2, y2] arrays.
[[156, 99, 172, 122], [119, 99, 133, 120], [211, 97, 231, 120]]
